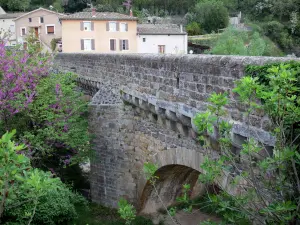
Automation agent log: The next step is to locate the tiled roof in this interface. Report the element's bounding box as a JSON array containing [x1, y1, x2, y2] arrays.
[[0, 12, 26, 19], [13, 8, 64, 21], [60, 12, 138, 21], [137, 24, 186, 35]]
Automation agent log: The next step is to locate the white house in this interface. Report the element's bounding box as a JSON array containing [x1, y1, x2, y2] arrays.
[[0, 7, 25, 46], [137, 24, 187, 54]]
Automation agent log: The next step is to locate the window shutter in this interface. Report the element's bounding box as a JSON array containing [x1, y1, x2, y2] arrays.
[[114, 39, 116, 51], [116, 22, 120, 31], [91, 22, 94, 31], [126, 40, 129, 50], [47, 26, 54, 34], [80, 22, 84, 31], [119, 39, 122, 51], [106, 22, 109, 31], [125, 23, 128, 31], [81, 39, 84, 50], [91, 39, 95, 50]]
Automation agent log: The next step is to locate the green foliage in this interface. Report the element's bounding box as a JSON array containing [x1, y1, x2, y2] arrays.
[[194, 0, 229, 33], [194, 63, 300, 224], [186, 22, 201, 36], [5, 71, 90, 169], [210, 27, 267, 56], [50, 38, 60, 52], [0, 130, 86, 225], [143, 162, 159, 184], [1, 0, 30, 11], [118, 198, 136, 225]]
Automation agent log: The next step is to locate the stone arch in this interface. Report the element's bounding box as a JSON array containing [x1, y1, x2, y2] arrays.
[[139, 164, 203, 214], [138, 149, 234, 214]]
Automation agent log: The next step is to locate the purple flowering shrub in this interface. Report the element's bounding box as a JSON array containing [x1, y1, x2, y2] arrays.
[[0, 40, 90, 173], [0, 40, 49, 127]]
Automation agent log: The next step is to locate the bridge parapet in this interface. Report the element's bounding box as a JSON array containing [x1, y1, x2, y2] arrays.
[[120, 86, 275, 147]]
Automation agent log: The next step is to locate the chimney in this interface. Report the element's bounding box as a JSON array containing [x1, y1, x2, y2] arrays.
[[92, 8, 96, 17], [180, 24, 183, 33], [130, 9, 133, 17]]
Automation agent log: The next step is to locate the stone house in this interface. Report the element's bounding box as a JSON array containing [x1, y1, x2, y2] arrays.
[[60, 9, 138, 53], [0, 7, 25, 46], [137, 24, 188, 54], [14, 7, 64, 51]]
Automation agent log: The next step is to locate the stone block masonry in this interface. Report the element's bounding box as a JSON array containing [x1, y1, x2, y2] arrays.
[[54, 53, 300, 210]]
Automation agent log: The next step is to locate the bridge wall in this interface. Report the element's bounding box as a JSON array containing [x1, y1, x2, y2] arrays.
[[54, 53, 297, 209]]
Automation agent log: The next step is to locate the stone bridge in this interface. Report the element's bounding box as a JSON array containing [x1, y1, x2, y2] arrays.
[[54, 53, 295, 213]]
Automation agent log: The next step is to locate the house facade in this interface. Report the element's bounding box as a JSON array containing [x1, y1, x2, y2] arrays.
[[0, 7, 24, 46], [60, 10, 138, 53], [137, 24, 188, 54], [14, 8, 63, 51]]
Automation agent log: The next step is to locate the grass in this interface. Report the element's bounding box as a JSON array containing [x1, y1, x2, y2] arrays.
[[72, 202, 154, 225]]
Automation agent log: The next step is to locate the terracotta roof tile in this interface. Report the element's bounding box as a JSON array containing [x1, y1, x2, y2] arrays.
[[60, 12, 137, 21]]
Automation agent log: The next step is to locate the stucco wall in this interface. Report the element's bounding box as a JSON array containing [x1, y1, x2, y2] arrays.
[[62, 20, 137, 53], [137, 34, 187, 54], [15, 9, 62, 48], [0, 18, 16, 45]]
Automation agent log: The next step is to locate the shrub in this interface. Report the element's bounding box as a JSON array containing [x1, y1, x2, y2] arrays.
[[186, 22, 201, 36], [0, 130, 87, 225]]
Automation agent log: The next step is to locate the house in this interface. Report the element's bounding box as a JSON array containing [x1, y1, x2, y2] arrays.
[[137, 24, 187, 54], [0, 7, 25, 46], [60, 9, 138, 53], [14, 7, 64, 51]]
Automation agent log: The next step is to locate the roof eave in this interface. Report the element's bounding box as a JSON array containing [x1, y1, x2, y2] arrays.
[[13, 8, 64, 21], [60, 17, 138, 21], [138, 32, 187, 35]]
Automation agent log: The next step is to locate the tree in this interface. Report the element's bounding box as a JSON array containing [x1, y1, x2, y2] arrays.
[[1, 0, 31, 11], [194, 0, 229, 33]]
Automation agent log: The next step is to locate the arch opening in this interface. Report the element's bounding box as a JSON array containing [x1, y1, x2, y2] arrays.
[[139, 164, 208, 214]]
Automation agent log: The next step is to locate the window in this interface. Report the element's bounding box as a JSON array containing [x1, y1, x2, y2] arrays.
[[21, 27, 26, 36], [109, 22, 117, 32], [158, 45, 165, 54], [143, 38, 146, 42], [9, 25, 15, 32], [40, 17, 44, 23], [110, 39, 116, 51], [80, 39, 95, 51], [84, 39, 91, 51], [120, 23, 127, 32], [29, 18, 32, 22], [46, 25, 55, 34], [121, 39, 129, 50], [83, 22, 91, 31]]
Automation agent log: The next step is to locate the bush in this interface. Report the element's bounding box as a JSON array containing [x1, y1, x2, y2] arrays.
[[210, 27, 268, 56], [4, 178, 87, 225], [0, 130, 87, 225], [186, 22, 201, 36], [210, 27, 248, 55]]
